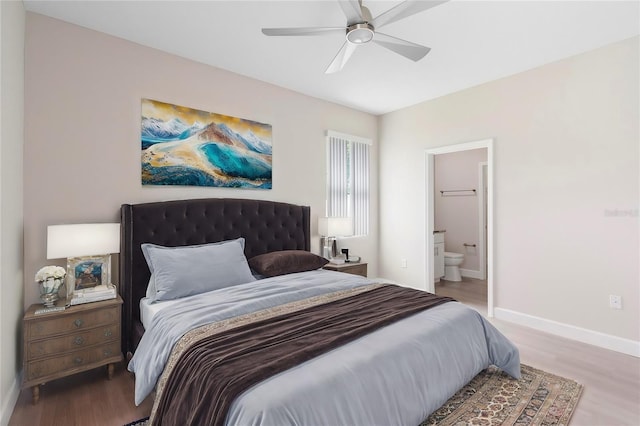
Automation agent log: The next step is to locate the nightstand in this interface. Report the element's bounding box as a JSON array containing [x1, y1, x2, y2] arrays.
[[323, 262, 368, 277], [22, 296, 123, 404]]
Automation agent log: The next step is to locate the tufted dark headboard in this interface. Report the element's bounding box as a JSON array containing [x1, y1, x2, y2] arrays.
[[119, 198, 311, 356]]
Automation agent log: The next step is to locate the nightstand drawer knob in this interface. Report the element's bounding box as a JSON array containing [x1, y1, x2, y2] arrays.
[[73, 336, 85, 346], [103, 348, 112, 356], [74, 357, 83, 365], [74, 319, 84, 328], [104, 329, 113, 337]]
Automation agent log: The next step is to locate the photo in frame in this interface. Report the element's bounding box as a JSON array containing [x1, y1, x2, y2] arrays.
[[67, 254, 111, 294]]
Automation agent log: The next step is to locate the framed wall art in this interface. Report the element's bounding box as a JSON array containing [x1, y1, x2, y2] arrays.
[[141, 98, 273, 189]]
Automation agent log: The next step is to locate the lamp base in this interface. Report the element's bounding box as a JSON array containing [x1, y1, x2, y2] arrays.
[[320, 236, 338, 259]]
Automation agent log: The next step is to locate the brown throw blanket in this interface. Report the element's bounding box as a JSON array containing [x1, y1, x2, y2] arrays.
[[151, 284, 454, 426]]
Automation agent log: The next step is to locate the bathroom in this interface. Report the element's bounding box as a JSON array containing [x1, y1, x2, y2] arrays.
[[433, 148, 488, 305]]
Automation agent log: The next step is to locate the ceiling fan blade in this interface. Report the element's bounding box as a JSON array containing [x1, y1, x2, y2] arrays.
[[325, 41, 358, 74], [371, 0, 449, 29], [338, 0, 364, 26], [262, 27, 345, 36], [373, 32, 431, 61]]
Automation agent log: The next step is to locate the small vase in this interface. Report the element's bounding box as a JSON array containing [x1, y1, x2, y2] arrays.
[[38, 277, 64, 307]]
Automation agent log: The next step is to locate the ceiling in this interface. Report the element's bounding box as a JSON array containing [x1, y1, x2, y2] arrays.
[[23, 0, 640, 115]]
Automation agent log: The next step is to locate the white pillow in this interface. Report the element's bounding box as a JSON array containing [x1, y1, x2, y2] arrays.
[[141, 238, 255, 302]]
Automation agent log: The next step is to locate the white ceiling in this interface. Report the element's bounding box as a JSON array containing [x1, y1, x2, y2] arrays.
[[23, 0, 640, 115]]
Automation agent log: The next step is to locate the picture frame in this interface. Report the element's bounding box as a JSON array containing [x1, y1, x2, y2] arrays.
[[66, 254, 111, 298]]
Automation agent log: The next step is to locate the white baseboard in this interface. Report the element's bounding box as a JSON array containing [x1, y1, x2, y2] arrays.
[[460, 268, 483, 280], [0, 375, 19, 426], [494, 307, 640, 358]]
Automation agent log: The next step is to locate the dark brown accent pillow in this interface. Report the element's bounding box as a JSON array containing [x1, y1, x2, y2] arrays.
[[249, 250, 329, 278]]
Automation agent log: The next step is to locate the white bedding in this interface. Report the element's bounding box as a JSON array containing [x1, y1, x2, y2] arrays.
[[139, 297, 180, 330], [129, 270, 520, 425]]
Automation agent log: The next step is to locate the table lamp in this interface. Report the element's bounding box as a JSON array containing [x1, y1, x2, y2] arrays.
[[47, 223, 120, 300], [318, 217, 352, 259]]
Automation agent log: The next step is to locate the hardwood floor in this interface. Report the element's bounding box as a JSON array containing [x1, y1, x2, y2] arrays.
[[9, 280, 640, 425], [9, 365, 153, 426], [435, 277, 488, 315], [436, 277, 640, 425]]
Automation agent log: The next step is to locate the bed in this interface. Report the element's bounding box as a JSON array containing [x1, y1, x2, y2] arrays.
[[120, 198, 520, 425]]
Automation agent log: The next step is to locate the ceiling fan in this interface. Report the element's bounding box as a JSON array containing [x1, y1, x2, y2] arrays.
[[262, 0, 449, 74]]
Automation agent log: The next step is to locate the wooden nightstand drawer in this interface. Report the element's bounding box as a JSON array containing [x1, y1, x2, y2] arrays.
[[27, 305, 119, 339], [25, 341, 121, 382], [27, 325, 120, 360]]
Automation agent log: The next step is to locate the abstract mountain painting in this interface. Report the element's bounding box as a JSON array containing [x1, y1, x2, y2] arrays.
[[141, 99, 272, 189]]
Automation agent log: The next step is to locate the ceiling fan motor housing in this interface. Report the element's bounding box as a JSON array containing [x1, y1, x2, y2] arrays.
[[346, 23, 374, 44]]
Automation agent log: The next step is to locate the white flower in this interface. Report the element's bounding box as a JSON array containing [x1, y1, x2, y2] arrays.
[[35, 265, 66, 282]]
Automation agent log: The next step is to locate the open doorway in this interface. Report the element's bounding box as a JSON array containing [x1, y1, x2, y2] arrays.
[[424, 139, 494, 317]]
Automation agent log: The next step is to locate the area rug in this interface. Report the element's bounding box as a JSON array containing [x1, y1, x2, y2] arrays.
[[421, 364, 583, 425], [124, 364, 582, 426]]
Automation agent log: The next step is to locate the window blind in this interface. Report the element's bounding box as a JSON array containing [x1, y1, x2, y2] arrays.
[[326, 131, 370, 236], [351, 140, 369, 236]]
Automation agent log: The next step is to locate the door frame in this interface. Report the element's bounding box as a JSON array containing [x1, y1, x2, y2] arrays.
[[479, 162, 488, 280], [424, 139, 494, 317]]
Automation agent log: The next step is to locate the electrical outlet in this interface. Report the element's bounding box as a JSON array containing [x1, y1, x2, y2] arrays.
[[609, 295, 622, 310], [401, 259, 407, 268]]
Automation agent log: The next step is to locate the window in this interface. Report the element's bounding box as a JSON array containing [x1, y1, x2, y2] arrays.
[[326, 130, 370, 236]]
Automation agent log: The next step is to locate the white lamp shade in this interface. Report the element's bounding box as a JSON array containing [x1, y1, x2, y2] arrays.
[[47, 223, 120, 259], [318, 217, 353, 237]]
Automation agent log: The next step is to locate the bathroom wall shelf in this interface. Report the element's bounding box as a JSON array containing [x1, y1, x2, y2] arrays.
[[440, 189, 476, 197]]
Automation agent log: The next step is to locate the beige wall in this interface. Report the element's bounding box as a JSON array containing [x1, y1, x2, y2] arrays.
[[434, 148, 487, 271], [0, 1, 25, 423], [379, 37, 639, 342], [23, 13, 378, 308]]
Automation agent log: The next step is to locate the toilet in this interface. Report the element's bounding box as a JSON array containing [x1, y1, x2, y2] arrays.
[[443, 252, 464, 281]]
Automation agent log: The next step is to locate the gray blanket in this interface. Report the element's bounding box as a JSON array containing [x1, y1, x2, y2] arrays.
[[129, 270, 520, 425]]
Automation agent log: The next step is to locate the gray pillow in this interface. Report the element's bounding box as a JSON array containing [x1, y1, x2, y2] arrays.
[[145, 238, 248, 299], [144, 237, 247, 299], [142, 238, 255, 302]]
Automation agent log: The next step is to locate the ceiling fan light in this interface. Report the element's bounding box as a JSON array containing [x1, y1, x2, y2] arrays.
[[346, 23, 374, 44]]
